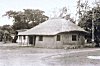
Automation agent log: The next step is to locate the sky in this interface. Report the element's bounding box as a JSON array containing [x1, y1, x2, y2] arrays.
[[0, 0, 96, 26]]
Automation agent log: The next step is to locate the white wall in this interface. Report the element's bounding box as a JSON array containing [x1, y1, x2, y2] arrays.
[[17, 36, 29, 45]]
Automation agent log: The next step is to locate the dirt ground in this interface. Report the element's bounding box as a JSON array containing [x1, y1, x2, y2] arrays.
[[0, 47, 64, 66], [0, 42, 67, 66], [0, 42, 100, 66]]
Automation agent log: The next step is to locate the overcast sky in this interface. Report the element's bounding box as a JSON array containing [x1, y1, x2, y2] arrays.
[[0, 0, 96, 26]]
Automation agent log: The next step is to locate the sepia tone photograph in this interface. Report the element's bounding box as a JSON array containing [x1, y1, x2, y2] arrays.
[[0, 0, 100, 66]]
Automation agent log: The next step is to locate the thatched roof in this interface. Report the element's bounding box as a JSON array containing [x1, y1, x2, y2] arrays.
[[16, 29, 28, 32], [19, 18, 86, 35]]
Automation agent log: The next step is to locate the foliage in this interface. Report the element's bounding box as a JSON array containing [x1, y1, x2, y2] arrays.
[[58, 7, 75, 23], [78, 6, 100, 46], [1, 25, 12, 32], [3, 9, 49, 30], [76, 0, 90, 21]]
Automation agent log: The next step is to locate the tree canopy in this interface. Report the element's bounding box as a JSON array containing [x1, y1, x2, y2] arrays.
[[78, 5, 100, 46], [3, 9, 49, 30]]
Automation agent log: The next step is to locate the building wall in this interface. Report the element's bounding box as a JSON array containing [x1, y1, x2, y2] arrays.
[[35, 32, 85, 49], [61, 32, 85, 48], [35, 35, 63, 48], [61, 33, 79, 45], [18, 32, 85, 49], [17, 36, 29, 45]]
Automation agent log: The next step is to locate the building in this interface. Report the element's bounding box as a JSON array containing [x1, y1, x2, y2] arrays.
[[0, 30, 3, 41], [16, 29, 28, 44], [18, 18, 87, 48]]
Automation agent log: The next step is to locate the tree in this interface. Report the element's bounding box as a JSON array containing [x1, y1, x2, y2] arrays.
[[1, 25, 12, 32], [3, 9, 48, 43], [58, 7, 75, 23], [3, 9, 49, 30], [0, 25, 13, 42], [76, 0, 90, 19], [78, 6, 100, 47]]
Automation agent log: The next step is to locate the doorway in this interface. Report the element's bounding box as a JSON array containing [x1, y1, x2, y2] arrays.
[[33, 36, 36, 46], [29, 35, 36, 46], [29, 36, 33, 44]]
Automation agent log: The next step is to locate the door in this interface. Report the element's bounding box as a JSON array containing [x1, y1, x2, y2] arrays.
[[29, 35, 36, 46], [29, 36, 33, 44], [33, 36, 36, 46]]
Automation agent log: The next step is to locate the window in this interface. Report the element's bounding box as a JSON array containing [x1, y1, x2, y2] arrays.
[[72, 35, 77, 41], [39, 36, 43, 41], [56, 35, 60, 41]]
